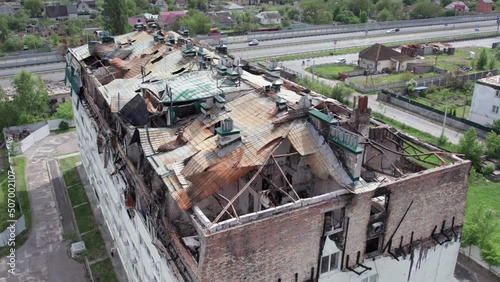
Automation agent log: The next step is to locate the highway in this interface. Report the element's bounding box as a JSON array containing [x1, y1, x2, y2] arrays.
[[227, 20, 498, 50], [230, 23, 500, 59]]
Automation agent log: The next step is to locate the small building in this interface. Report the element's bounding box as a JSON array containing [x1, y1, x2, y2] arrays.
[[174, 0, 188, 8], [207, 11, 236, 29], [469, 75, 500, 125], [223, 3, 244, 12], [76, 0, 97, 12], [0, 2, 15, 16], [444, 1, 470, 12], [232, 0, 260, 5], [476, 0, 493, 13], [159, 10, 187, 29], [407, 62, 434, 74], [358, 43, 414, 73], [255, 11, 281, 25], [45, 3, 78, 20]]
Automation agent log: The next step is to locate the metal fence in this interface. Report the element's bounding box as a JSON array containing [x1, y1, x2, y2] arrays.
[[345, 69, 499, 93], [247, 13, 500, 41], [0, 51, 64, 69]]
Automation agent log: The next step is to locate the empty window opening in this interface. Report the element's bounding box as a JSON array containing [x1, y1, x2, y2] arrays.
[[323, 208, 345, 235], [370, 193, 389, 217], [320, 251, 340, 274], [365, 237, 381, 258]]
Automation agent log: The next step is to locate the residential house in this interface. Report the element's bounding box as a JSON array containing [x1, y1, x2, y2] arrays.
[[45, 3, 78, 20], [0, 2, 15, 16], [207, 11, 236, 29], [358, 43, 414, 73], [476, 0, 493, 13], [159, 10, 187, 29], [223, 3, 244, 12], [232, 0, 260, 5], [64, 29, 470, 282], [76, 0, 97, 13], [128, 17, 146, 28], [255, 11, 281, 25], [444, 1, 470, 12], [469, 75, 500, 126], [174, 0, 188, 8]]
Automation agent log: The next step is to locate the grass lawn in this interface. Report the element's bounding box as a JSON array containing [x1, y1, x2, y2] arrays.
[[306, 64, 361, 79], [90, 258, 118, 282], [421, 46, 497, 72], [73, 203, 97, 234], [67, 183, 87, 206], [349, 72, 435, 86], [0, 157, 31, 257], [409, 86, 472, 119], [59, 155, 81, 171], [81, 231, 107, 261], [465, 179, 500, 239]]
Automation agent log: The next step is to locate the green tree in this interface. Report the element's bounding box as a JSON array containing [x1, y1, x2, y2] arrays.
[[488, 56, 496, 70], [375, 0, 405, 19], [490, 119, 500, 134], [359, 10, 368, 23], [462, 202, 497, 249], [346, 0, 373, 16], [300, 0, 332, 24], [480, 237, 500, 266], [0, 16, 9, 43], [12, 71, 49, 124], [330, 84, 354, 104], [456, 128, 484, 170], [485, 131, 500, 159], [54, 101, 74, 120], [23, 35, 44, 49], [411, 2, 442, 18], [0, 88, 17, 132], [49, 33, 60, 48], [102, 0, 129, 35], [23, 0, 44, 17], [178, 10, 212, 36], [2, 37, 24, 52], [476, 49, 488, 70], [495, 45, 500, 61], [7, 10, 30, 32], [377, 9, 392, 21], [125, 0, 137, 16]]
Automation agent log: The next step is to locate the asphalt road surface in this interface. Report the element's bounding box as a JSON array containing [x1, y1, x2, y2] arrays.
[[231, 24, 500, 59]]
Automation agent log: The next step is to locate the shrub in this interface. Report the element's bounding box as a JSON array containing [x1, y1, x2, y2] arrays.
[[437, 132, 449, 147], [59, 120, 69, 130], [482, 164, 495, 176]]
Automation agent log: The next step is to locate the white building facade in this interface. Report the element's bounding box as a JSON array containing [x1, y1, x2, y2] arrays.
[[469, 75, 500, 126]]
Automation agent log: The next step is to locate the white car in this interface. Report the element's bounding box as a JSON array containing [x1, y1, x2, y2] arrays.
[[386, 29, 396, 33], [334, 58, 346, 64], [248, 39, 259, 46]]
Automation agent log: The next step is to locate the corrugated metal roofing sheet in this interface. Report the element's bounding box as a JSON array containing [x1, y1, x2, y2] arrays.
[[138, 127, 177, 156], [287, 121, 318, 156]]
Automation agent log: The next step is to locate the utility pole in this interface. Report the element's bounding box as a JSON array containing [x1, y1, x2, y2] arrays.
[[497, 16, 500, 34]]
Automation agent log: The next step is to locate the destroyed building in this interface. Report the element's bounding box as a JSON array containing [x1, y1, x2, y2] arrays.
[[65, 27, 471, 282]]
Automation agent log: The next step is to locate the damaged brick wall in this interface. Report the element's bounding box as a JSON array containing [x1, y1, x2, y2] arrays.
[[198, 198, 352, 282], [380, 161, 470, 252]]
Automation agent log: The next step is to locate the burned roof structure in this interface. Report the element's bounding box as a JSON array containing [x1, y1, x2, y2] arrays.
[[66, 25, 471, 282]]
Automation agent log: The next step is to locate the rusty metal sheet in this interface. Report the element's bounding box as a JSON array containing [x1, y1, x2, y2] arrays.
[[138, 127, 176, 156]]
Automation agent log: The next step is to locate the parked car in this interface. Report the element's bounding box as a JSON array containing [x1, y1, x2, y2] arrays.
[[386, 28, 400, 33], [334, 58, 346, 64], [248, 39, 259, 46]]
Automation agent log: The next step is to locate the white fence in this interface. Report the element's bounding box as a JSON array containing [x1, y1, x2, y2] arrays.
[[3, 119, 75, 154], [461, 245, 500, 278], [0, 215, 26, 247]]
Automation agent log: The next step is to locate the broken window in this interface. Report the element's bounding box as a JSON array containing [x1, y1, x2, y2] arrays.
[[365, 237, 381, 258], [320, 251, 340, 274], [323, 208, 345, 235]]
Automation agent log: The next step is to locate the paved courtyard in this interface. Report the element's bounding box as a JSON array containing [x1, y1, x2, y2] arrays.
[[0, 132, 86, 282]]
